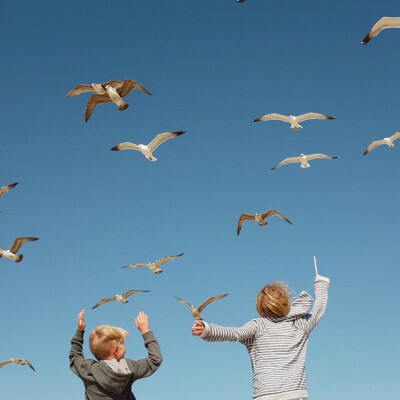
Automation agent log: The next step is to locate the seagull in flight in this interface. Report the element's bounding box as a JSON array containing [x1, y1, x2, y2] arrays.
[[252, 112, 335, 130], [363, 132, 400, 155], [92, 289, 150, 309], [174, 293, 228, 320], [0, 358, 35, 371], [271, 153, 339, 170], [122, 253, 184, 274], [111, 131, 186, 161], [0, 237, 39, 263], [67, 79, 151, 122], [237, 209, 292, 236], [361, 17, 400, 45], [0, 182, 18, 199]]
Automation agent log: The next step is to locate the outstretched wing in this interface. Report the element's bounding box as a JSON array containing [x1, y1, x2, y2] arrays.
[[390, 132, 400, 142], [252, 113, 291, 123], [155, 252, 184, 267], [198, 293, 228, 313], [363, 140, 385, 155], [237, 213, 256, 235], [271, 156, 301, 170], [117, 79, 152, 98], [262, 209, 292, 224], [22, 359, 35, 371], [296, 112, 335, 122], [85, 94, 113, 122], [174, 296, 192, 308], [110, 142, 141, 151], [147, 131, 186, 152], [66, 84, 94, 97], [10, 237, 39, 253], [361, 17, 400, 45], [122, 263, 150, 269], [307, 153, 338, 161], [0, 359, 13, 368], [92, 297, 115, 309], [122, 289, 150, 299], [0, 182, 18, 199]]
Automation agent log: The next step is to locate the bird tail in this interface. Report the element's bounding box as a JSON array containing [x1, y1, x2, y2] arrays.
[[301, 163, 310, 168], [15, 254, 23, 263], [118, 103, 129, 111]]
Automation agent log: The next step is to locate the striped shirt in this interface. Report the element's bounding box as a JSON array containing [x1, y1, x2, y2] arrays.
[[201, 277, 330, 400]]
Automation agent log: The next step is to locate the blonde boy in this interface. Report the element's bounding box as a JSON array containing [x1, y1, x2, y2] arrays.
[[70, 310, 162, 400], [192, 274, 330, 400]]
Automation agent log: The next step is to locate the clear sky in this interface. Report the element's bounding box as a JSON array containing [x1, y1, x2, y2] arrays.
[[1, 1, 399, 399]]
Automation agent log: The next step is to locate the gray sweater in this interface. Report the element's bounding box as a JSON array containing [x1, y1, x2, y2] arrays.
[[70, 329, 162, 400], [201, 277, 330, 400]]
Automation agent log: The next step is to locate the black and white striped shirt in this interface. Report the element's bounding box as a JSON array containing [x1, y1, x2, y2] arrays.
[[201, 277, 330, 400]]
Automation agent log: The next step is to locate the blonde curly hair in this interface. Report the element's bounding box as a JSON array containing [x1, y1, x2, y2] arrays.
[[256, 282, 291, 317], [89, 325, 129, 360]]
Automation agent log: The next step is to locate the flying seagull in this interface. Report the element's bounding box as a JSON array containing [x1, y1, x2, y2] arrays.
[[111, 131, 186, 161], [0, 182, 18, 199], [174, 293, 228, 320], [237, 209, 292, 236], [252, 112, 335, 130], [363, 132, 400, 155], [0, 237, 39, 263], [122, 253, 184, 274], [0, 358, 35, 371], [271, 153, 339, 170], [237, 0, 247, 3], [92, 289, 150, 309], [361, 17, 400, 45]]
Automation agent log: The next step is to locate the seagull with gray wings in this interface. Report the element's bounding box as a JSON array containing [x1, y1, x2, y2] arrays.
[[0, 358, 35, 371], [361, 17, 400, 45], [0, 237, 39, 263], [174, 293, 228, 320], [92, 289, 150, 309], [111, 130, 186, 161], [363, 132, 400, 155], [271, 153, 339, 170], [237, 209, 292, 236], [252, 112, 335, 130], [122, 253, 184, 274]]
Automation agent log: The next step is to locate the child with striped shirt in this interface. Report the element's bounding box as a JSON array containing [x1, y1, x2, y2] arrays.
[[192, 273, 330, 400]]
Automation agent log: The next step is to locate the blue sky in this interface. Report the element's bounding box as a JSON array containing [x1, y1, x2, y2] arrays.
[[1, 1, 399, 399]]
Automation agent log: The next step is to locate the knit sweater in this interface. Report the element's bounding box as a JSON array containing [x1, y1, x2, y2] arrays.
[[201, 276, 330, 400], [69, 329, 162, 400]]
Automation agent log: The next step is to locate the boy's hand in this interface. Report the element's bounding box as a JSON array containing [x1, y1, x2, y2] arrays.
[[135, 311, 149, 334], [77, 309, 86, 331], [191, 320, 205, 336]]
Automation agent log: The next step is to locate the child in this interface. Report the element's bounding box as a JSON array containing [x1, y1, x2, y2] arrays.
[[192, 274, 330, 400], [70, 310, 162, 400]]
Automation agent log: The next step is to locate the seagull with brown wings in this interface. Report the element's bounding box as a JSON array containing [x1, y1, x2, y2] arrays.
[[0, 237, 39, 263], [174, 293, 228, 320]]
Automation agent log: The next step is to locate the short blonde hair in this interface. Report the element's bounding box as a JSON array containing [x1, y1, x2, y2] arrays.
[[256, 282, 291, 318], [89, 325, 129, 360]]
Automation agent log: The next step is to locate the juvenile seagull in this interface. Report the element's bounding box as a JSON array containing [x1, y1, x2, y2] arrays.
[[84, 79, 152, 122], [92, 289, 150, 309], [271, 153, 339, 170], [111, 131, 186, 161], [361, 17, 400, 45], [122, 253, 184, 274], [252, 112, 335, 130], [0, 237, 39, 263], [0, 182, 18, 199], [363, 132, 400, 155], [0, 358, 35, 371], [237, 209, 292, 236], [66, 80, 124, 97], [174, 294, 228, 320]]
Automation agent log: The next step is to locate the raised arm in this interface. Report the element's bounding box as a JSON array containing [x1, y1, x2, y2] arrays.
[[296, 275, 330, 335]]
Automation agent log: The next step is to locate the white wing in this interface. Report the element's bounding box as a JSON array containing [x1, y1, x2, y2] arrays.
[[389, 132, 400, 142], [296, 112, 335, 122], [147, 131, 185, 152], [363, 140, 386, 155], [271, 156, 301, 170], [362, 17, 400, 44], [252, 113, 291, 123], [111, 142, 141, 151], [306, 153, 338, 161]]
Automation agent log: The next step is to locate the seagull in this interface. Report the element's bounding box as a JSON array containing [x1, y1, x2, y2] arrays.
[[111, 131, 186, 161], [361, 17, 400, 45], [271, 153, 339, 170], [237, 209, 292, 236], [0, 358, 35, 371], [174, 294, 228, 320], [363, 132, 400, 155], [0, 237, 39, 263], [237, 0, 247, 3], [0, 182, 18, 199], [92, 289, 150, 309], [122, 253, 184, 274], [252, 112, 335, 130]]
